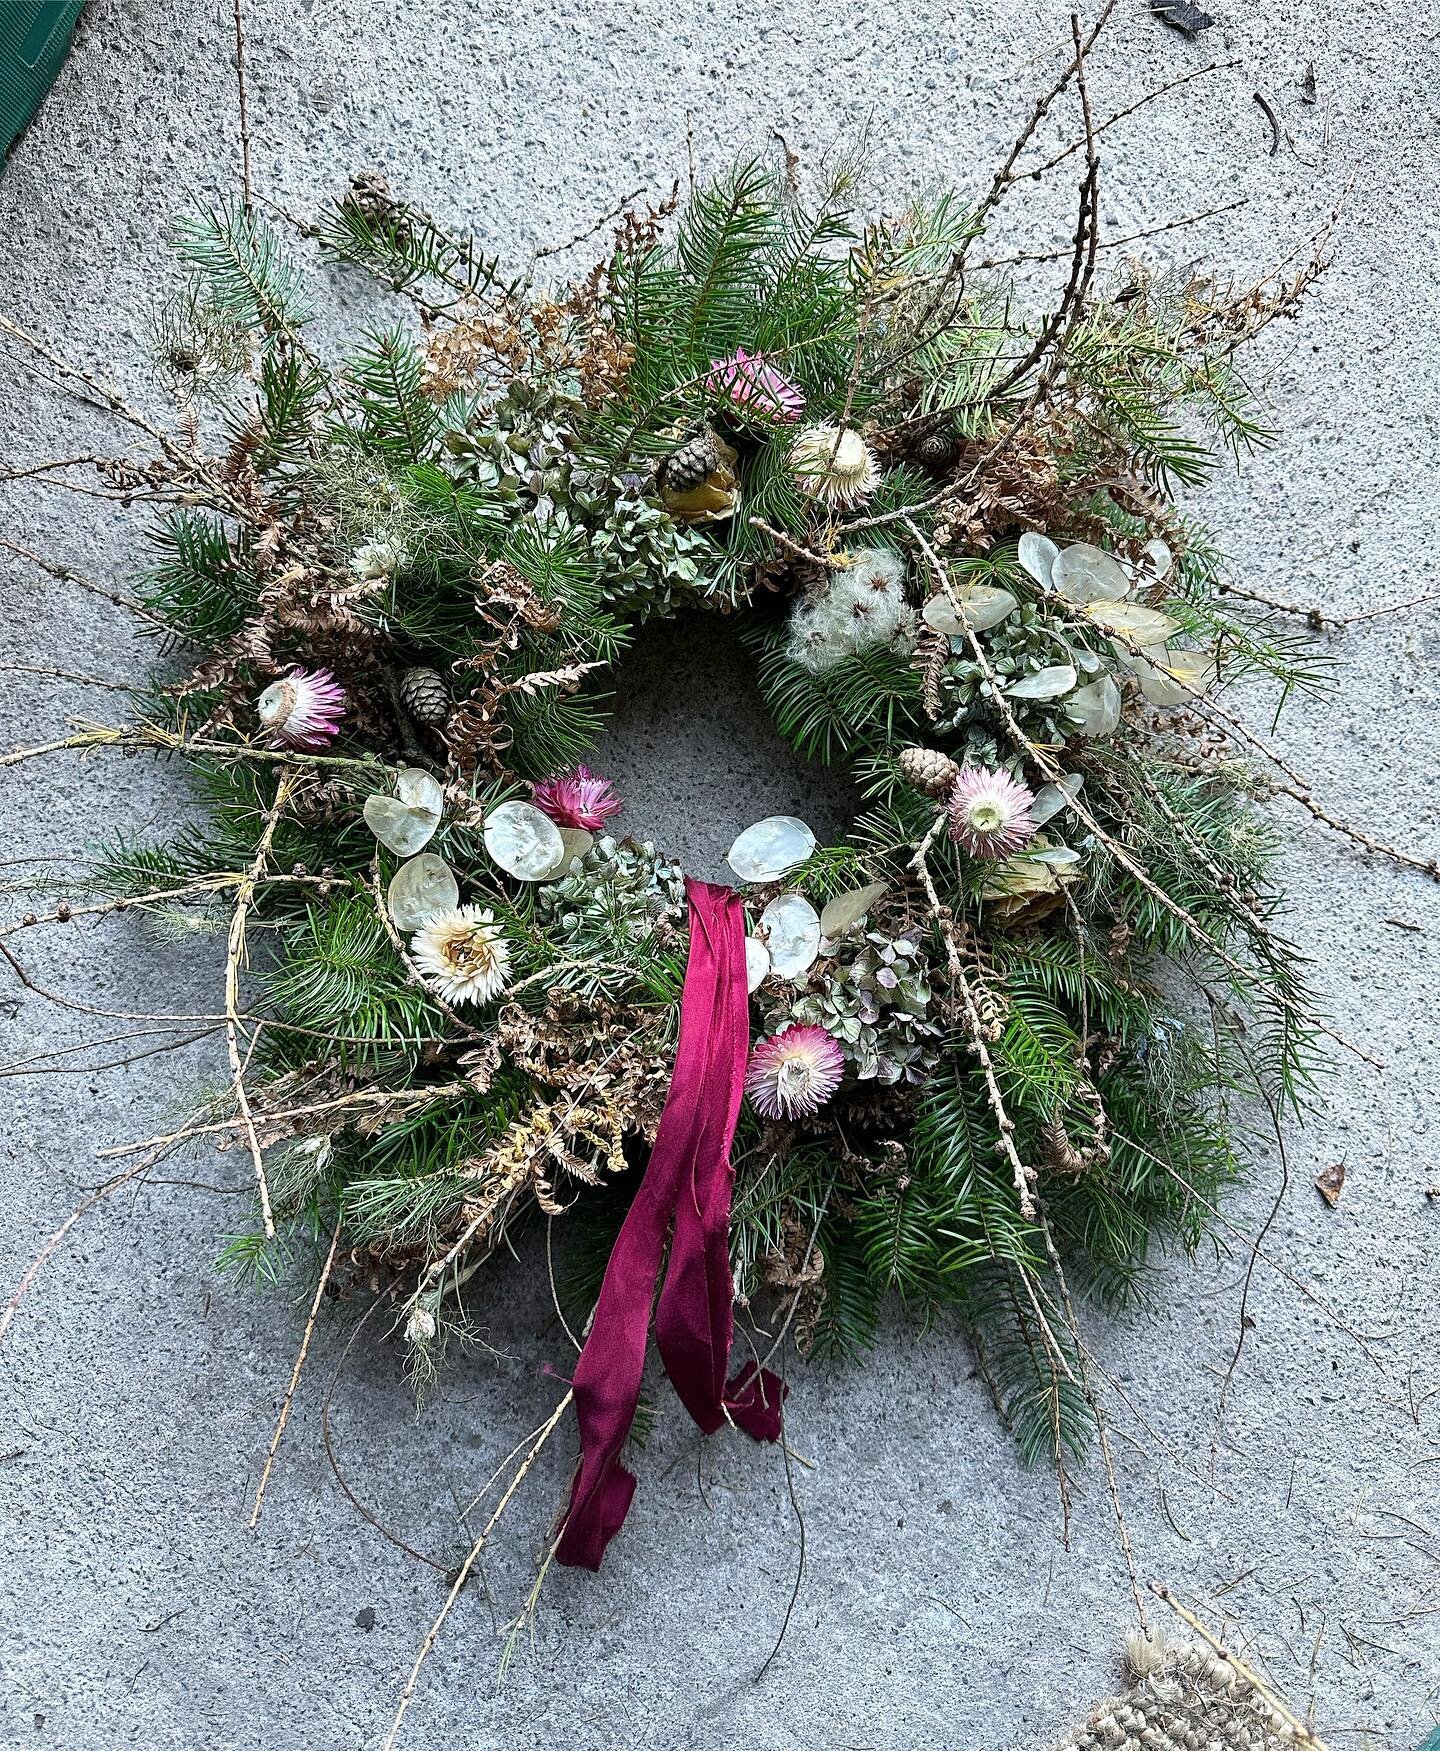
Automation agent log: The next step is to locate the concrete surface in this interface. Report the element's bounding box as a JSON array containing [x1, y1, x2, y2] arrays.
[[2, 1, 1438, 1747]]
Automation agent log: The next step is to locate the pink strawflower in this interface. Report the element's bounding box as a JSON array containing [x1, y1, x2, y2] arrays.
[[746, 1024, 845, 1121], [254, 666, 346, 751], [531, 765, 623, 831], [947, 765, 1038, 859], [706, 347, 805, 424]]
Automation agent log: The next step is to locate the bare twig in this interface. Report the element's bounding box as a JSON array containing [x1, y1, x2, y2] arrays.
[[233, 0, 254, 209], [381, 1391, 573, 1751], [974, 195, 1248, 269], [0, 718, 392, 776], [0, 1157, 158, 1348], [1027, 60, 1238, 177], [1216, 579, 1440, 628], [0, 660, 130, 692], [248, 1219, 343, 1528], [0, 537, 168, 630], [910, 814, 1036, 1220], [749, 517, 829, 568], [225, 773, 294, 1237], [96, 1081, 473, 1160]]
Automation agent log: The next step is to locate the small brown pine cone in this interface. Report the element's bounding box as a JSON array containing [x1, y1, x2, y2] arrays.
[[659, 430, 719, 493], [912, 427, 958, 470], [898, 745, 959, 798], [399, 665, 450, 726]]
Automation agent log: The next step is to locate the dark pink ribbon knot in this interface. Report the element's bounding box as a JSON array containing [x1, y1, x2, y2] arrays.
[[554, 877, 787, 1572]]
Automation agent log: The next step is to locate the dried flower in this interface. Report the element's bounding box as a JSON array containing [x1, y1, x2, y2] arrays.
[[254, 666, 346, 751], [790, 423, 881, 509], [532, 765, 623, 831], [764, 930, 942, 1086], [411, 905, 511, 1005], [706, 347, 805, 423], [746, 1024, 845, 1120], [351, 538, 407, 580], [948, 766, 1038, 858]]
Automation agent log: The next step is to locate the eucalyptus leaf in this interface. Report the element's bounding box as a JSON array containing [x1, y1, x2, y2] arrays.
[[923, 584, 1017, 635], [1064, 674, 1122, 737], [820, 881, 889, 939], [1030, 773, 1085, 825], [1086, 600, 1182, 642]]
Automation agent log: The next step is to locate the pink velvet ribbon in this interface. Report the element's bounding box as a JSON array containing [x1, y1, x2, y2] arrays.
[[554, 877, 787, 1571]]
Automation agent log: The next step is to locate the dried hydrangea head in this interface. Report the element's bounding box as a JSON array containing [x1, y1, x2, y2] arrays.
[[254, 666, 346, 751], [746, 1024, 845, 1120], [706, 347, 805, 423], [947, 766, 1038, 858], [411, 905, 511, 1005], [789, 423, 880, 509], [531, 765, 623, 831]]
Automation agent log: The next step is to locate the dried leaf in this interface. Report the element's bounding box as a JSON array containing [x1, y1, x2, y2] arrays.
[[1151, 0, 1214, 34], [1315, 1160, 1345, 1207]]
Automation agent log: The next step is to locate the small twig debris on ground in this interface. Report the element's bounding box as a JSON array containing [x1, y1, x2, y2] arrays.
[[1254, 90, 1283, 157]]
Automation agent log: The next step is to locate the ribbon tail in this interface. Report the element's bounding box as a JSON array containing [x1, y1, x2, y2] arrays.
[[553, 876, 720, 1571], [655, 882, 789, 1446]]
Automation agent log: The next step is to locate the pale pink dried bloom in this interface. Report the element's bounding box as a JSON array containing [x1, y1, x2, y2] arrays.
[[746, 1024, 845, 1120], [255, 666, 346, 751], [947, 766, 1038, 858], [706, 347, 805, 423], [531, 765, 623, 831]]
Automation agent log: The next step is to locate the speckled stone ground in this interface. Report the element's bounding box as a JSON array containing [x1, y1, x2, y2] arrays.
[[1, 2, 1437, 1748]]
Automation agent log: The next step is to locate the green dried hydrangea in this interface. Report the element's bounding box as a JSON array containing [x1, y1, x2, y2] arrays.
[[443, 381, 586, 518], [568, 485, 709, 615], [534, 834, 687, 949], [764, 928, 943, 1085], [936, 602, 1121, 762], [446, 388, 707, 613]]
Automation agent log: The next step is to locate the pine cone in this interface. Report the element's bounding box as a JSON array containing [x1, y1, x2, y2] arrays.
[[913, 428, 958, 470], [659, 431, 719, 493], [898, 746, 959, 798], [399, 665, 450, 726]]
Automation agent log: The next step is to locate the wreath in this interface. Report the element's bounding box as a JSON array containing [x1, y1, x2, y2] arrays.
[[9, 126, 1412, 1648]]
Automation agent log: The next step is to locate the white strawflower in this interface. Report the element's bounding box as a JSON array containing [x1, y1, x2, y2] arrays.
[[789, 422, 881, 509], [351, 538, 407, 580], [411, 905, 511, 1005]]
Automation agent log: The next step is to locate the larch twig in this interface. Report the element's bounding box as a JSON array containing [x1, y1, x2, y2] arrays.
[[225, 773, 294, 1237], [381, 1391, 574, 1751], [248, 1218, 344, 1528]]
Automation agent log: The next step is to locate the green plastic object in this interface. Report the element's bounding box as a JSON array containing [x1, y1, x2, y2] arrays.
[[0, 2, 85, 160], [1418, 1732, 1440, 1751]]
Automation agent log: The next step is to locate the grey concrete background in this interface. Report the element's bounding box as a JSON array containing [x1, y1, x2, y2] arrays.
[[2, 1, 1438, 1747]]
